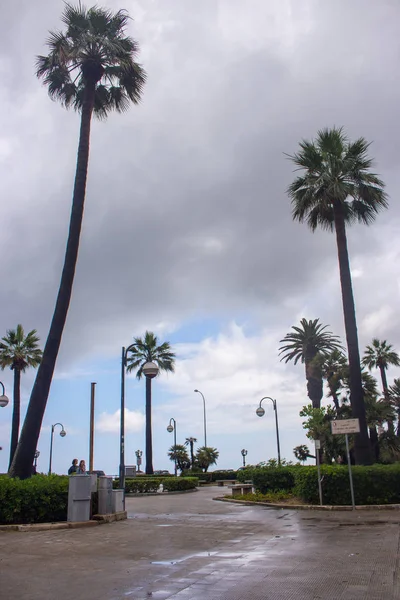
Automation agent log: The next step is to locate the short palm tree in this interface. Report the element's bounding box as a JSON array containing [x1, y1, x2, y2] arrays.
[[11, 3, 146, 478], [126, 331, 175, 475], [168, 445, 190, 472], [195, 446, 219, 472], [362, 339, 400, 396], [279, 318, 342, 409], [321, 349, 348, 410], [0, 325, 42, 468], [184, 437, 198, 467], [287, 127, 388, 465]]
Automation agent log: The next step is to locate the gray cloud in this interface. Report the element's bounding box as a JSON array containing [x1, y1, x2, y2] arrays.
[[1, 0, 400, 371]]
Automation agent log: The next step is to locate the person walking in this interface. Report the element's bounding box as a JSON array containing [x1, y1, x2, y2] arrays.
[[68, 458, 78, 475]]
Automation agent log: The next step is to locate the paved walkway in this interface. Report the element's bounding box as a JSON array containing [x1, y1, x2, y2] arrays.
[[1, 487, 399, 599]]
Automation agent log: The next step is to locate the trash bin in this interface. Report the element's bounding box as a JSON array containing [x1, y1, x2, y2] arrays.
[[68, 475, 92, 522]]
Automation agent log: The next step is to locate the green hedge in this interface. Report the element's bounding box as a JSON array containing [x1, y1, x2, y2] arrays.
[[294, 464, 400, 505], [209, 470, 237, 482], [252, 467, 297, 493], [0, 475, 69, 525], [116, 476, 198, 494]]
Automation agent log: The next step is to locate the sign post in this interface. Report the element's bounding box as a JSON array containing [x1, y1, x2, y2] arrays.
[[314, 439, 323, 506], [331, 419, 360, 510]]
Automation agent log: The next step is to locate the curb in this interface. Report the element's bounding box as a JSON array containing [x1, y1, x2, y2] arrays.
[[214, 497, 400, 511], [0, 511, 127, 532]]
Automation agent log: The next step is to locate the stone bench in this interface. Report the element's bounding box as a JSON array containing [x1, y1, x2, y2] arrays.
[[216, 479, 236, 487], [229, 484, 254, 497]]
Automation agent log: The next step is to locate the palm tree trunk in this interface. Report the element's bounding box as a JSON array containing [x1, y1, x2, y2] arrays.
[[379, 365, 394, 434], [9, 369, 21, 469], [190, 442, 195, 467], [305, 361, 323, 409], [369, 426, 380, 462], [333, 203, 372, 465], [9, 83, 96, 479], [145, 376, 154, 475]]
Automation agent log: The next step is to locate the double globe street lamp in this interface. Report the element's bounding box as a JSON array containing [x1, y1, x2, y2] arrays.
[[256, 396, 281, 465], [241, 448, 248, 467], [166, 418, 177, 475], [48, 423, 66, 475]]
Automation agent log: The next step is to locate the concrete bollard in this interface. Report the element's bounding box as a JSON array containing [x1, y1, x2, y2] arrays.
[[112, 489, 124, 513], [98, 476, 113, 515], [68, 475, 92, 522]]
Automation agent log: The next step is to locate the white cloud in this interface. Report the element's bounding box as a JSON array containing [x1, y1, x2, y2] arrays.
[[97, 409, 144, 434]]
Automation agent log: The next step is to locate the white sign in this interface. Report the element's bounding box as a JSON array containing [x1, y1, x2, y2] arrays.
[[331, 419, 360, 435], [314, 440, 321, 450]]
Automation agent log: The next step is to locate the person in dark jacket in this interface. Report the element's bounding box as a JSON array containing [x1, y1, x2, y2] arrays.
[[68, 458, 78, 475]]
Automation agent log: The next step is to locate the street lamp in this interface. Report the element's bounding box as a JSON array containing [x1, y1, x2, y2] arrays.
[[241, 448, 248, 467], [256, 397, 281, 465], [194, 389, 207, 448], [48, 423, 66, 475], [167, 418, 177, 475], [0, 381, 9, 408], [120, 343, 139, 493], [135, 449, 143, 473]]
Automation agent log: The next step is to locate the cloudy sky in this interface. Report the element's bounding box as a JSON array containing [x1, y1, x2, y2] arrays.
[[1, 0, 400, 475]]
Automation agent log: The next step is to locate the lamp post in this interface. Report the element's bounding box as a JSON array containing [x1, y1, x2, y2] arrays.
[[0, 381, 9, 408], [135, 449, 143, 473], [120, 343, 139, 493], [241, 448, 248, 467], [167, 418, 177, 475], [194, 389, 207, 448], [142, 361, 159, 475], [256, 397, 281, 465], [48, 423, 66, 475]]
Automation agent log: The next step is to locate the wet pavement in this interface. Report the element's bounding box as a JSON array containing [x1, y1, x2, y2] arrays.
[[1, 486, 399, 599]]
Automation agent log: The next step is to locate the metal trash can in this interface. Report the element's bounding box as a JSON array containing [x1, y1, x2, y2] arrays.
[[68, 475, 92, 522], [98, 476, 113, 515]]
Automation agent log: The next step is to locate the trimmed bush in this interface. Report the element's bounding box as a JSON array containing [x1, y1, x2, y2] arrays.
[[209, 470, 237, 482], [0, 474, 68, 525], [119, 476, 197, 494], [294, 464, 400, 505], [251, 467, 297, 493], [162, 477, 198, 491]]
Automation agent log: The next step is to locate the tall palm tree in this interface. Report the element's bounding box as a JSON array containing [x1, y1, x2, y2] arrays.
[[321, 349, 348, 410], [362, 339, 400, 396], [287, 127, 388, 465], [184, 437, 198, 467], [279, 318, 342, 409], [0, 325, 42, 468], [126, 331, 175, 475], [10, 4, 146, 478]]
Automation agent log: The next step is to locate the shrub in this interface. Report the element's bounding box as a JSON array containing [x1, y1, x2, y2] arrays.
[[0, 474, 69, 525], [162, 477, 198, 491], [209, 470, 237, 482], [121, 477, 197, 494], [251, 467, 297, 493], [294, 464, 400, 505], [231, 490, 293, 503]]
